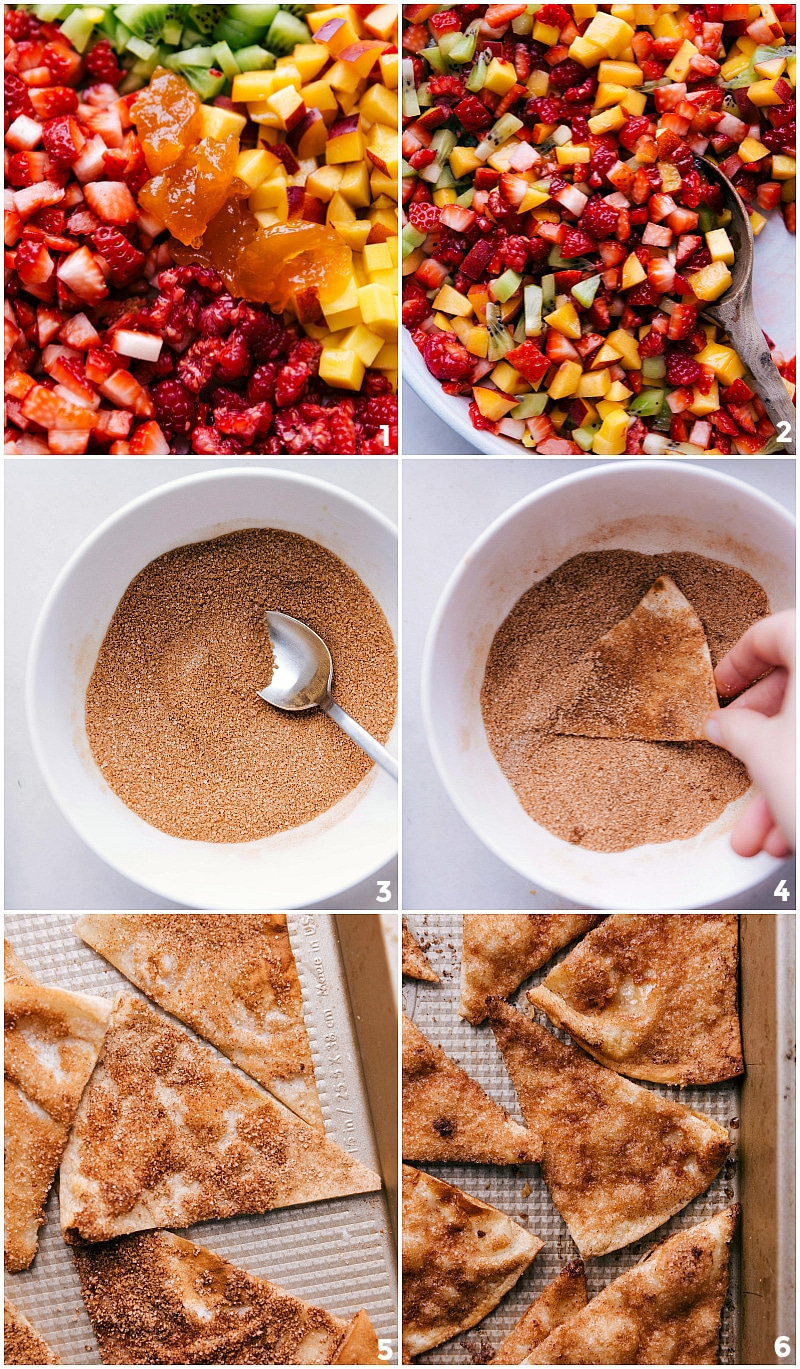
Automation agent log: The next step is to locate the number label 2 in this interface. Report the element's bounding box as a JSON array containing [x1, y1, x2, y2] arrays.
[[775, 421, 792, 444]]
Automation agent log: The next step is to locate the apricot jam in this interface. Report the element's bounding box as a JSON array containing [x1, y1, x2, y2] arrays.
[[131, 68, 203, 174]]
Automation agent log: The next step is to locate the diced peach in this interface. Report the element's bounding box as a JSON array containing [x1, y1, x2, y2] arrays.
[[327, 114, 366, 164]]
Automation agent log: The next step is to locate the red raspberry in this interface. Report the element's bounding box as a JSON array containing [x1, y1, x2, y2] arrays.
[[216, 329, 251, 382], [192, 426, 244, 455], [93, 226, 145, 284], [152, 379, 198, 438], [639, 331, 665, 357], [275, 338, 322, 407], [548, 58, 584, 90], [85, 39, 121, 86], [408, 201, 442, 233], [5, 9, 40, 39], [363, 396, 398, 429], [5, 73, 35, 126], [329, 405, 358, 454], [500, 236, 529, 272], [453, 95, 492, 132], [423, 333, 474, 382], [579, 197, 619, 239], [247, 364, 277, 404], [561, 229, 596, 258], [402, 288, 432, 330], [214, 402, 273, 443], [523, 96, 562, 125], [619, 115, 651, 150], [364, 372, 394, 398], [666, 352, 702, 386], [427, 74, 464, 102]]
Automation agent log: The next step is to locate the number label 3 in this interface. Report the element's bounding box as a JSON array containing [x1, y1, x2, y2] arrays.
[[376, 880, 392, 903]]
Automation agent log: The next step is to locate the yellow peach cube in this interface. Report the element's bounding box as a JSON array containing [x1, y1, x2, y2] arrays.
[[544, 302, 581, 339], [484, 57, 518, 96], [364, 5, 398, 41], [739, 137, 770, 163], [556, 144, 592, 164], [359, 83, 398, 128], [366, 122, 398, 178], [688, 261, 732, 301], [343, 323, 386, 367], [597, 60, 643, 85], [306, 164, 343, 202], [694, 343, 745, 387], [322, 279, 362, 331], [339, 162, 371, 207], [665, 40, 699, 82], [379, 52, 398, 88], [705, 229, 735, 265], [582, 11, 635, 57], [588, 105, 626, 134], [299, 81, 339, 119], [364, 241, 394, 275], [548, 360, 582, 400], [327, 118, 366, 165], [200, 105, 246, 140], [621, 253, 647, 289], [234, 148, 276, 189], [578, 369, 612, 396], [357, 282, 396, 338], [688, 378, 720, 417]]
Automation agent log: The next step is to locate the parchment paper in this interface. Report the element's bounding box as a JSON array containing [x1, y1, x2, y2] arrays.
[[4, 912, 398, 1365], [403, 914, 740, 1366]]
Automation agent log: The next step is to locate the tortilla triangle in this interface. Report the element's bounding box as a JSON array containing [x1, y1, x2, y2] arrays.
[[487, 999, 730, 1259], [552, 576, 719, 742], [4, 944, 112, 1271], [4, 1299, 61, 1365], [72, 1229, 379, 1365], [529, 914, 743, 1085], [59, 994, 380, 1244], [523, 1206, 739, 1364], [491, 1262, 587, 1364], [402, 920, 439, 982], [402, 1165, 543, 1360], [402, 1013, 538, 1165], [460, 916, 603, 1025], [75, 914, 323, 1130]]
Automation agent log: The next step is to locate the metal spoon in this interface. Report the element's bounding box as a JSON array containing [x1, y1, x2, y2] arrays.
[[696, 155, 796, 451], [258, 610, 398, 780]]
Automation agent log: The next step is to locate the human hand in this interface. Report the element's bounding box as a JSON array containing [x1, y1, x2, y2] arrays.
[[704, 611, 795, 859]]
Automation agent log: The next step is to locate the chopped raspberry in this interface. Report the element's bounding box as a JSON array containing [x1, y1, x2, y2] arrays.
[[216, 329, 251, 382], [328, 406, 358, 454], [500, 235, 529, 271], [619, 116, 652, 151], [247, 364, 277, 404], [548, 58, 584, 90], [402, 284, 432, 329], [275, 337, 322, 406], [152, 379, 198, 438], [523, 96, 562, 125], [427, 74, 464, 103], [423, 333, 474, 382], [408, 201, 442, 233], [561, 228, 596, 258], [579, 197, 619, 239], [453, 95, 493, 132], [666, 352, 702, 386], [214, 402, 273, 443], [192, 426, 244, 455], [469, 401, 499, 433], [84, 39, 121, 87], [363, 395, 398, 429], [93, 225, 145, 284]]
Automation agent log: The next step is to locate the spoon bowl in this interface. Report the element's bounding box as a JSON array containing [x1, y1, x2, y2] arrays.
[[260, 610, 398, 780], [698, 156, 796, 450]]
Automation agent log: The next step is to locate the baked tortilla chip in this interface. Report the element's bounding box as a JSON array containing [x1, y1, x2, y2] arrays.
[[523, 1206, 739, 1365], [552, 575, 719, 742], [73, 1230, 379, 1365], [59, 994, 380, 1244], [4, 947, 112, 1271], [487, 999, 730, 1259], [4, 939, 37, 984], [75, 914, 322, 1130], [492, 1262, 587, 1365], [402, 1165, 543, 1360], [529, 914, 743, 1085], [402, 920, 439, 982], [402, 1014, 538, 1165], [4, 1300, 61, 1365], [460, 916, 603, 1025]]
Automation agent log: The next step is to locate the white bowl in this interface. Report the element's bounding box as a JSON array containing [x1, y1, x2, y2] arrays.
[[27, 468, 398, 910], [404, 328, 521, 455], [422, 460, 794, 910]]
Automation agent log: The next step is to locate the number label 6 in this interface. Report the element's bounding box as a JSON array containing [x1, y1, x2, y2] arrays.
[[775, 1336, 792, 1358]]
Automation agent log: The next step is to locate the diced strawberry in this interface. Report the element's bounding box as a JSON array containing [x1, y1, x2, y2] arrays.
[[72, 135, 108, 184], [13, 180, 65, 220], [537, 437, 583, 453], [675, 234, 702, 265], [413, 256, 449, 290], [756, 181, 782, 212], [7, 151, 49, 186], [598, 240, 626, 267], [407, 201, 441, 233], [84, 104, 123, 148], [36, 306, 63, 346], [723, 377, 754, 405], [48, 428, 90, 454], [667, 303, 698, 341], [498, 173, 531, 209], [438, 205, 477, 234], [58, 312, 101, 350], [56, 245, 108, 305], [29, 85, 78, 120], [41, 114, 84, 167], [99, 368, 154, 418], [20, 383, 96, 431], [728, 400, 757, 434], [127, 420, 169, 454], [647, 257, 676, 294], [85, 346, 115, 384], [94, 408, 133, 440], [92, 225, 145, 283], [14, 237, 54, 286], [545, 331, 580, 362], [526, 413, 557, 448], [83, 179, 137, 226], [506, 340, 551, 385]]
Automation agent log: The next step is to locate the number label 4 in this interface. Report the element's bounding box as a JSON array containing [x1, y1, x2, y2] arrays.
[[774, 878, 791, 902]]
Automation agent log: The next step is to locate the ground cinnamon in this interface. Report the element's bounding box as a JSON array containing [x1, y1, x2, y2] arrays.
[[480, 549, 769, 852]]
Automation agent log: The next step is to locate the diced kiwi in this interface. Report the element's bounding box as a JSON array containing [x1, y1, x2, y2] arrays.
[[35, 4, 75, 20], [211, 40, 240, 79], [177, 63, 226, 100], [58, 8, 100, 52], [228, 3, 279, 27], [115, 4, 167, 44], [211, 16, 261, 49], [164, 43, 217, 68], [188, 4, 225, 35], [264, 8, 311, 55], [126, 33, 158, 60], [280, 4, 312, 17], [235, 44, 275, 72]]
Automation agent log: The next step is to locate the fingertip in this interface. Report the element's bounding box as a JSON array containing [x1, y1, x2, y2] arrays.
[[703, 712, 722, 745]]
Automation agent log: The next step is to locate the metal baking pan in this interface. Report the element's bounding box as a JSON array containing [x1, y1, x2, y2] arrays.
[[403, 913, 795, 1366], [4, 911, 399, 1365]]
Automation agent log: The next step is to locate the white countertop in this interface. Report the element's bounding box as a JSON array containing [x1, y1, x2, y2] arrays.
[[5, 458, 398, 911], [401, 457, 796, 910]]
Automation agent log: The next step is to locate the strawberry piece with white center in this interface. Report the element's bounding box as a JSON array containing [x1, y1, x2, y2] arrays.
[[20, 384, 97, 432], [47, 429, 91, 454], [99, 368, 155, 418], [6, 115, 44, 151], [111, 328, 163, 362], [128, 420, 170, 454], [59, 312, 101, 349], [56, 245, 108, 305], [15, 239, 55, 287], [84, 180, 138, 226], [72, 135, 108, 183], [13, 180, 65, 219]]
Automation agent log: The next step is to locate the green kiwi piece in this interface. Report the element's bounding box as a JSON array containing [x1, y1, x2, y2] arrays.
[[235, 44, 275, 72], [264, 8, 311, 55], [212, 40, 240, 79], [178, 64, 226, 100], [211, 16, 262, 48], [188, 4, 225, 35], [114, 5, 168, 45], [228, 3, 279, 27]]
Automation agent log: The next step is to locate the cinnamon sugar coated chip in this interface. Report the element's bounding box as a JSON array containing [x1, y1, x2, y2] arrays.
[[85, 529, 396, 842], [481, 550, 769, 852]]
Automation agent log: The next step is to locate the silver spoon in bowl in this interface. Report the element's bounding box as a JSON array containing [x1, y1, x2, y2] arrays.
[[258, 610, 398, 780], [695, 155, 796, 450]]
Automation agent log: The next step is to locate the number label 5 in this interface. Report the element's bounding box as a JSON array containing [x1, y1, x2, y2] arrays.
[[377, 1338, 394, 1361]]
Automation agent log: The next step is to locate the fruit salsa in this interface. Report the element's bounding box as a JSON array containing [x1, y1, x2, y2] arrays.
[[402, 3, 796, 454], [5, 3, 399, 454]]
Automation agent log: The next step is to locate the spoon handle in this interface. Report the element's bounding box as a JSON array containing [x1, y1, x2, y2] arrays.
[[322, 698, 398, 781], [716, 307, 796, 451]]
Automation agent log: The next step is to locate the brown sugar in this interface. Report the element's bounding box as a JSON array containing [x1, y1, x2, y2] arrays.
[[85, 529, 396, 843], [480, 549, 769, 852]]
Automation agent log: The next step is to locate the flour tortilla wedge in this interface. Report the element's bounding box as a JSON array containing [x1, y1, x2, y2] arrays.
[[72, 1229, 378, 1365], [75, 914, 322, 1130], [523, 1206, 739, 1364], [4, 947, 112, 1271], [529, 914, 743, 1085], [402, 1165, 543, 1360], [4, 939, 38, 984], [59, 994, 380, 1244], [487, 999, 730, 1259], [552, 575, 719, 742], [402, 920, 439, 982], [460, 916, 603, 1025], [491, 1262, 587, 1364], [403, 1014, 538, 1165], [4, 1299, 61, 1365]]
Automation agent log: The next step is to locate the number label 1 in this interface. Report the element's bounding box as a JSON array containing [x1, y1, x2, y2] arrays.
[[377, 1338, 394, 1362], [775, 1336, 792, 1358], [380, 424, 390, 446], [774, 878, 791, 902], [376, 880, 392, 903]]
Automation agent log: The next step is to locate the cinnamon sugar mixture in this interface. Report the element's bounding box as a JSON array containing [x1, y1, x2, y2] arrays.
[[481, 550, 769, 852], [86, 529, 396, 842]]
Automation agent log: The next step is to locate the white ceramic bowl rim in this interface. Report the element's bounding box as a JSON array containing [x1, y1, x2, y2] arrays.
[[26, 465, 398, 909], [421, 459, 795, 908]]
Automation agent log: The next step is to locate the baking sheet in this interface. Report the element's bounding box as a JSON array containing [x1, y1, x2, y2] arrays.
[[4, 912, 398, 1365], [403, 914, 740, 1366]]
